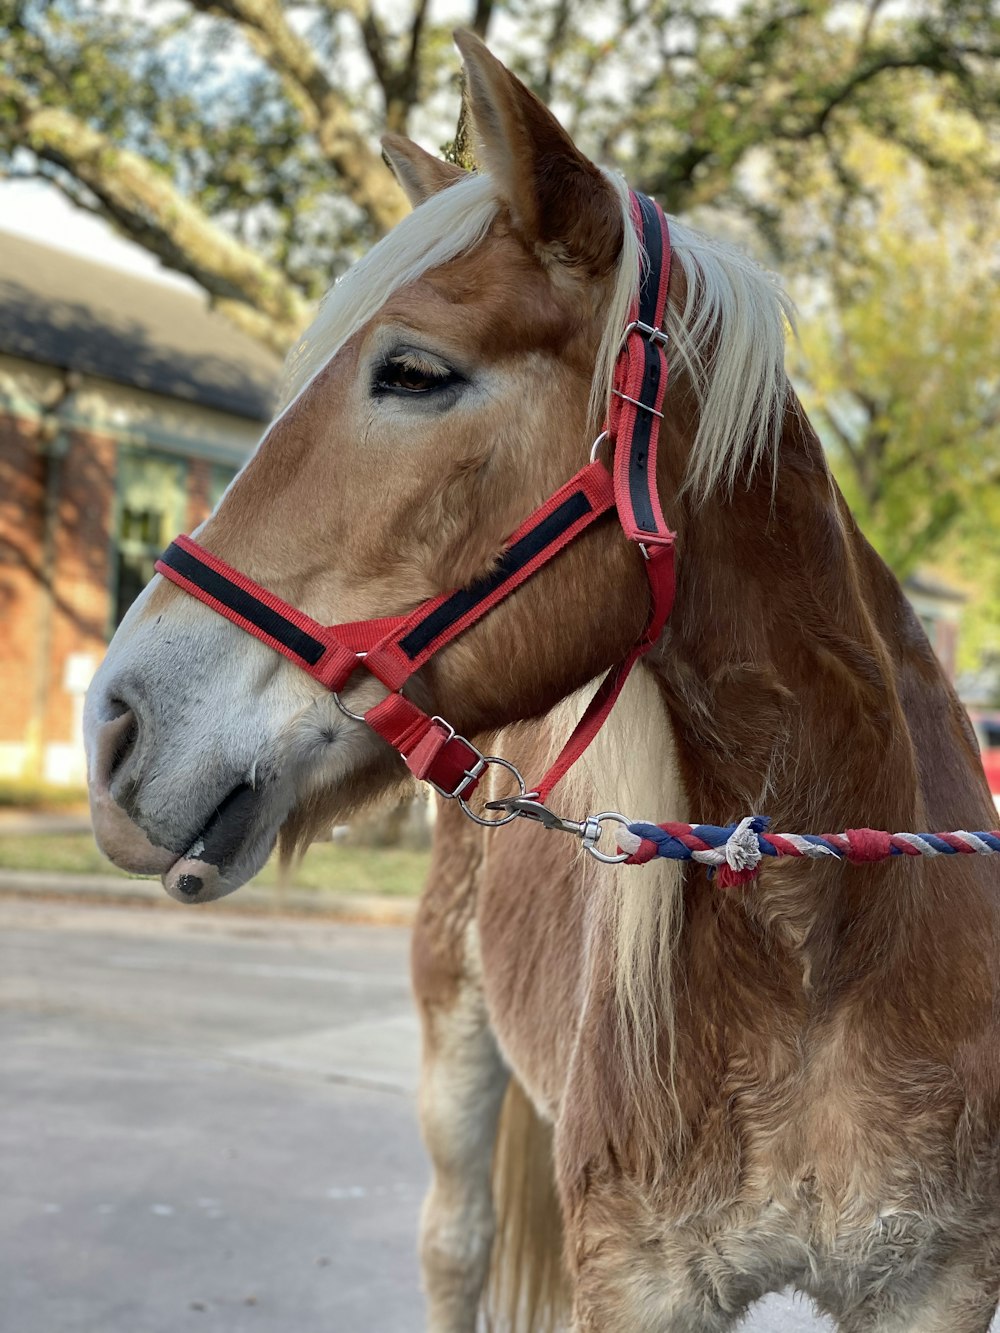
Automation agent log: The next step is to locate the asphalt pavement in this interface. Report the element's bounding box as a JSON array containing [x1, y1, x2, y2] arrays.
[[0, 893, 967, 1333]]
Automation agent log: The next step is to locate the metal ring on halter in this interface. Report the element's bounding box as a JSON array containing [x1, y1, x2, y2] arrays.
[[331, 691, 366, 722], [589, 430, 610, 464], [459, 756, 527, 827], [583, 812, 632, 863], [331, 652, 369, 721]]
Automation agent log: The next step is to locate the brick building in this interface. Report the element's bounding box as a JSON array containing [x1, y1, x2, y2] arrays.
[[0, 232, 282, 784]]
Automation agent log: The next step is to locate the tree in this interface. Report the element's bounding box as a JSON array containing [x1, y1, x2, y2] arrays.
[[789, 129, 1000, 667], [793, 140, 999, 574], [1, 0, 997, 352]]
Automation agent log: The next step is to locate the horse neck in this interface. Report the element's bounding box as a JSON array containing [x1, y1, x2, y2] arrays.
[[657, 392, 921, 834], [648, 392, 937, 959]]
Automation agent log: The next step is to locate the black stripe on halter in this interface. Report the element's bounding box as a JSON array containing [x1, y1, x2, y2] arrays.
[[158, 541, 327, 666], [628, 192, 669, 538], [398, 488, 593, 660]]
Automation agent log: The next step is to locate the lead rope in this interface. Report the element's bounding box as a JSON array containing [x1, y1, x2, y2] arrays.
[[483, 800, 1000, 882], [618, 817, 1000, 887]]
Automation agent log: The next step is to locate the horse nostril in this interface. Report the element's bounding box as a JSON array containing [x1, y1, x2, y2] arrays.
[[108, 711, 139, 781], [92, 707, 141, 793]]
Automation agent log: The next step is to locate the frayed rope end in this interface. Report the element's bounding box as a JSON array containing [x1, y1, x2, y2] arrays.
[[714, 815, 768, 889]]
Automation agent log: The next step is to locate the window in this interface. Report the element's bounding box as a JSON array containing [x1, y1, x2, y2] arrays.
[[112, 452, 187, 628]]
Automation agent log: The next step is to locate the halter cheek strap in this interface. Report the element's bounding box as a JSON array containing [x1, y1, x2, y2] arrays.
[[155, 190, 674, 812], [531, 191, 674, 800]]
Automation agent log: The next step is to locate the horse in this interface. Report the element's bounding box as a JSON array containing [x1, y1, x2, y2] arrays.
[[84, 32, 1000, 1333]]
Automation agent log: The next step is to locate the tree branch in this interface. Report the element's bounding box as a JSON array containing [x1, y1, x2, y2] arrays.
[[0, 70, 309, 353], [856, 0, 888, 57], [186, 0, 405, 232], [402, 0, 430, 100], [470, 0, 494, 38], [538, 0, 572, 103], [819, 403, 863, 469]]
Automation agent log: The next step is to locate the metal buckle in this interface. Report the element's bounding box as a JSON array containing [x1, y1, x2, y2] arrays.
[[621, 319, 668, 349], [422, 716, 488, 802]]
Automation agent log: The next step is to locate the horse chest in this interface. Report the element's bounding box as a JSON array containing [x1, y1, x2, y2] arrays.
[[637, 1093, 965, 1323], [638, 1194, 953, 1330], [644, 1068, 977, 1323]]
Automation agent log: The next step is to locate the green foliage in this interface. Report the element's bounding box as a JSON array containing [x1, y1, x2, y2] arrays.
[[795, 148, 999, 570], [789, 130, 1000, 667], [3, 1, 998, 318]]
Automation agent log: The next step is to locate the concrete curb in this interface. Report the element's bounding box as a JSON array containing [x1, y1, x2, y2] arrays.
[[0, 869, 417, 926]]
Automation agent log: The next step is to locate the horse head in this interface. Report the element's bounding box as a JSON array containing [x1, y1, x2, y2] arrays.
[[85, 35, 714, 900]]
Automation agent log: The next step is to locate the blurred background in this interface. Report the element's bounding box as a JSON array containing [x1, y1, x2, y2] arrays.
[[0, 2, 998, 1330]]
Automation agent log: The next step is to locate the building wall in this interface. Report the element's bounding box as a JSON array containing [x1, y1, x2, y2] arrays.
[[0, 411, 46, 774], [44, 427, 117, 781], [0, 361, 260, 785], [0, 413, 117, 782]]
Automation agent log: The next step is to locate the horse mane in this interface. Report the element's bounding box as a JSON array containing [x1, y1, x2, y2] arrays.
[[275, 168, 793, 500], [552, 664, 689, 1154]]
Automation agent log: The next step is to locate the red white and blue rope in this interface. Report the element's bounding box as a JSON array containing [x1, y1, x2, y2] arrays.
[[619, 815, 1000, 887]]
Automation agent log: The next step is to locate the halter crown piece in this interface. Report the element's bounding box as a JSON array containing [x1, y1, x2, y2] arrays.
[[156, 192, 676, 856]]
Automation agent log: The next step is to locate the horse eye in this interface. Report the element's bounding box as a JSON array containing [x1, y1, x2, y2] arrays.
[[374, 354, 459, 397]]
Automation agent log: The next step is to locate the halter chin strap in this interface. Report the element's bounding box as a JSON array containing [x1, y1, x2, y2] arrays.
[[156, 190, 675, 813]]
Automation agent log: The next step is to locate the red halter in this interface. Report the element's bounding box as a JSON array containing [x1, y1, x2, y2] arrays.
[[156, 192, 675, 821]]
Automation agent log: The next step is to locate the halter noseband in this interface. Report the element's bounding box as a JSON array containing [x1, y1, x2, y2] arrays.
[[156, 191, 675, 858]]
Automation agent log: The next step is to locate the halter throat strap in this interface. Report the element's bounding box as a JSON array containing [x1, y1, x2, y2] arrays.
[[156, 190, 675, 809]]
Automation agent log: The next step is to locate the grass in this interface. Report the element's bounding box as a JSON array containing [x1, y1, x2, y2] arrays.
[[0, 831, 428, 897], [0, 779, 89, 810]]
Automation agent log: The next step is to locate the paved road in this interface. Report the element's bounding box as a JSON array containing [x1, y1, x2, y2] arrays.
[[0, 894, 950, 1333]]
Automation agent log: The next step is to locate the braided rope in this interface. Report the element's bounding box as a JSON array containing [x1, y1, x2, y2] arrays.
[[618, 815, 1000, 886]]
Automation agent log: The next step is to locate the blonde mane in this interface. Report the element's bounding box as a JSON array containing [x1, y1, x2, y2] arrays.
[[276, 168, 793, 498], [594, 173, 795, 497]]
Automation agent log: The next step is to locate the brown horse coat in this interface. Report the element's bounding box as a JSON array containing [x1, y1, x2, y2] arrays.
[[84, 33, 1000, 1333]]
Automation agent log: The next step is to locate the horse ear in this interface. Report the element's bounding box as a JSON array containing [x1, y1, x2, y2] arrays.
[[381, 134, 466, 207], [453, 30, 623, 275]]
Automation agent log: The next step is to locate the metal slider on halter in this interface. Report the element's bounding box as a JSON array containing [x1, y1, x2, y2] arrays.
[[483, 795, 632, 863], [612, 319, 669, 417], [612, 390, 664, 419], [621, 318, 669, 348]]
